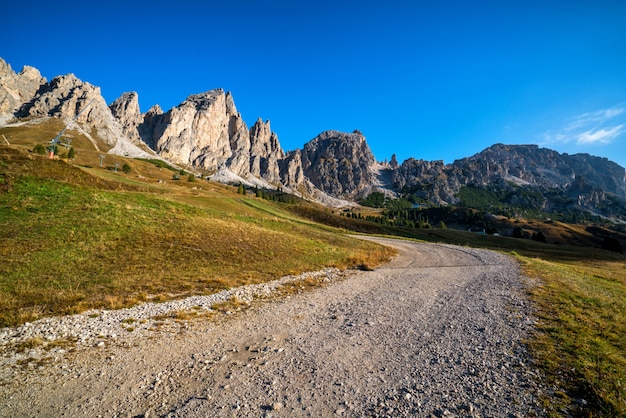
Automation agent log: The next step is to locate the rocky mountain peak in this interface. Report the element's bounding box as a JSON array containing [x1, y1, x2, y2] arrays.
[[15, 73, 127, 146], [0, 58, 46, 120], [301, 130, 377, 198], [109, 92, 143, 144]]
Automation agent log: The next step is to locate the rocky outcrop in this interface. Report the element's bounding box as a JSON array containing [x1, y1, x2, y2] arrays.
[[144, 90, 237, 170], [249, 118, 284, 184], [137, 104, 164, 149], [280, 149, 305, 189], [109, 92, 143, 145], [132, 90, 286, 185], [16, 73, 126, 147], [449, 144, 626, 199], [301, 130, 376, 198], [0, 58, 46, 120], [387, 143, 626, 219]]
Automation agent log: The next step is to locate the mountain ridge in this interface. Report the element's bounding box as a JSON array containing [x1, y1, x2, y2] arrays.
[[1, 57, 625, 221]]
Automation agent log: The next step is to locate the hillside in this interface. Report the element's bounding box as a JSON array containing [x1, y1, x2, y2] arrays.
[[0, 129, 394, 327]]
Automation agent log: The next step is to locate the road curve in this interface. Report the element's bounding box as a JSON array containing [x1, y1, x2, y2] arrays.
[[1, 237, 545, 417]]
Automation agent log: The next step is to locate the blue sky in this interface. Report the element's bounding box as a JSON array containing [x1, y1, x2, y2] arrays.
[[3, 1, 626, 168]]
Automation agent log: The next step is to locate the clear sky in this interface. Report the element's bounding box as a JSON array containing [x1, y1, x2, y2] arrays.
[[3, 0, 626, 168]]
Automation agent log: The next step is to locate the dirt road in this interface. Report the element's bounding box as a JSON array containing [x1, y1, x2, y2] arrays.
[[1, 237, 545, 417]]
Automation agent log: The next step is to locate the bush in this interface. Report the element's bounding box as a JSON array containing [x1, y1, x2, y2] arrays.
[[122, 163, 131, 174], [67, 147, 75, 159], [33, 144, 47, 155], [360, 192, 385, 208], [531, 231, 547, 243], [187, 173, 196, 182]]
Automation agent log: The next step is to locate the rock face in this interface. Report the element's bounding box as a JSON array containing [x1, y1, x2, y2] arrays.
[[133, 90, 288, 185], [0, 58, 46, 120], [280, 150, 305, 189], [388, 143, 626, 218], [109, 92, 144, 145], [145, 90, 238, 170], [15, 73, 127, 147], [449, 144, 626, 199], [249, 118, 285, 184], [301, 130, 376, 198]]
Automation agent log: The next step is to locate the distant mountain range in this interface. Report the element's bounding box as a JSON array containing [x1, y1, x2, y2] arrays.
[[1, 57, 625, 222]]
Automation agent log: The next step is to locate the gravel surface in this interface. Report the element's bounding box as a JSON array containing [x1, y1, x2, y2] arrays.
[[0, 237, 547, 417]]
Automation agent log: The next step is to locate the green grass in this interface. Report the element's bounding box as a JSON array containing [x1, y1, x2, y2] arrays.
[[519, 256, 625, 417], [0, 147, 394, 327]]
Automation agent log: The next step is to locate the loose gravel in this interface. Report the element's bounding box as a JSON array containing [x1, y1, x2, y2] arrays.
[[0, 237, 547, 417]]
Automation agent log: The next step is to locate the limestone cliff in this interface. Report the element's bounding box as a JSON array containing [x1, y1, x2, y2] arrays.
[[144, 90, 237, 170], [0, 58, 46, 120], [249, 118, 285, 184], [15, 73, 126, 147], [301, 130, 376, 198], [133, 90, 287, 185], [109, 92, 143, 145]]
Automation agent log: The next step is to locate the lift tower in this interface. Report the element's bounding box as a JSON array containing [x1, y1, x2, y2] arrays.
[[47, 98, 95, 158]]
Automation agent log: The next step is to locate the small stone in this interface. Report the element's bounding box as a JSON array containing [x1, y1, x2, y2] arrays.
[[271, 402, 283, 411]]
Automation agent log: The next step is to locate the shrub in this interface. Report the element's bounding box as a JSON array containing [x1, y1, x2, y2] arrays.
[[360, 192, 385, 208], [531, 231, 547, 243], [122, 163, 131, 174], [33, 144, 47, 155], [187, 173, 196, 182]]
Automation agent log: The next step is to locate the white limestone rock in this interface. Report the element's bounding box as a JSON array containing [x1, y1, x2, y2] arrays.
[[0, 58, 46, 121]]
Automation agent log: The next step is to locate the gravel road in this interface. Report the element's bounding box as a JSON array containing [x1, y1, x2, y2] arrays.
[[0, 237, 546, 417]]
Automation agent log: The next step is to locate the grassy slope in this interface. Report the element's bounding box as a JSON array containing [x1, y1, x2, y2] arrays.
[[0, 143, 394, 327]]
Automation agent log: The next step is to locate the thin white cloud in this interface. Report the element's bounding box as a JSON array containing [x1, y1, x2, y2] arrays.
[[577, 124, 625, 144], [540, 104, 626, 147]]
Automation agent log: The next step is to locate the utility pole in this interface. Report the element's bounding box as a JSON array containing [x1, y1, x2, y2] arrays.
[[2, 135, 9, 145]]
